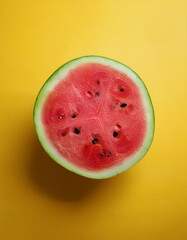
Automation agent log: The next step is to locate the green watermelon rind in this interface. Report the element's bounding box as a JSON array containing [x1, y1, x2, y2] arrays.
[[33, 56, 155, 179]]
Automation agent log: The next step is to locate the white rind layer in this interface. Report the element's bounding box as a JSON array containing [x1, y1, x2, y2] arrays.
[[33, 56, 155, 179]]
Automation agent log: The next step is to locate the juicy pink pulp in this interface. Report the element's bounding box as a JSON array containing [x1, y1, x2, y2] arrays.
[[42, 63, 146, 171]]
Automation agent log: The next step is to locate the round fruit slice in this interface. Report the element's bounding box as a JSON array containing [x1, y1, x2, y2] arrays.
[[33, 56, 155, 179]]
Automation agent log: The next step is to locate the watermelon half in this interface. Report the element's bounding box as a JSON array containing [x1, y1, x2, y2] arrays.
[[33, 56, 154, 179]]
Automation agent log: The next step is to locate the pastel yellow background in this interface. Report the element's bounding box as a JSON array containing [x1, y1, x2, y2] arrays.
[[1, 0, 187, 239]]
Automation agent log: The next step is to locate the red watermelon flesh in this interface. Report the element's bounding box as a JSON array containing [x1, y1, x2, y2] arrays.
[[42, 62, 146, 171]]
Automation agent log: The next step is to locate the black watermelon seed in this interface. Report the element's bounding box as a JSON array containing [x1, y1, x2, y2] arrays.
[[95, 92, 100, 97], [120, 103, 127, 108], [113, 131, 118, 137], [99, 153, 104, 157], [108, 152, 112, 157], [120, 88, 124, 92], [92, 138, 98, 144], [72, 114, 76, 118], [74, 128, 80, 134]]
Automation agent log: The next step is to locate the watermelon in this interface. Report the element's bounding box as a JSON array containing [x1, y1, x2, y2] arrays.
[[33, 56, 154, 179]]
